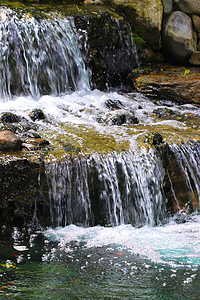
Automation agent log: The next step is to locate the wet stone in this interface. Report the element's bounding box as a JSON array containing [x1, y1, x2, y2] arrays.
[[29, 109, 45, 121], [111, 114, 126, 125], [105, 99, 124, 110], [111, 113, 139, 126], [152, 132, 163, 145], [1, 112, 20, 123], [145, 132, 164, 146]]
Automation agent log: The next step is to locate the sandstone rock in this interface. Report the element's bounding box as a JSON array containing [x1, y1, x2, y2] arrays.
[[189, 51, 200, 65], [174, 0, 200, 14], [111, 0, 163, 50], [163, 11, 197, 63], [133, 66, 200, 104], [162, 0, 173, 14], [0, 130, 22, 151]]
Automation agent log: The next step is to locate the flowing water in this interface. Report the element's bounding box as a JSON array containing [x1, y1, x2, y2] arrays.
[[0, 4, 200, 299]]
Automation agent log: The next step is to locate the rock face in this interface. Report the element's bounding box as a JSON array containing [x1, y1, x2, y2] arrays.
[[111, 0, 163, 50], [0, 131, 22, 151], [133, 66, 200, 104], [74, 9, 138, 89], [174, 0, 200, 14], [163, 11, 197, 63]]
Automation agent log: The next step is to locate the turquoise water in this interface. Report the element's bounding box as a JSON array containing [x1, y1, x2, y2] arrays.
[[1, 216, 200, 299]]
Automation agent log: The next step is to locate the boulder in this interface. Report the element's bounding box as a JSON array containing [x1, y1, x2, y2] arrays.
[[0, 130, 22, 151], [174, 0, 200, 14], [111, 0, 163, 50], [163, 11, 197, 63], [162, 0, 173, 14]]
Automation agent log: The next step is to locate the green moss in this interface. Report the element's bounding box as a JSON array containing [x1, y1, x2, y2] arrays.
[[133, 31, 146, 48]]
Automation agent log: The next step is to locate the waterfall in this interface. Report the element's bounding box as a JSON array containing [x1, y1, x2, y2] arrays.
[[44, 148, 167, 228], [168, 141, 200, 212], [41, 141, 200, 228], [0, 4, 200, 231], [0, 7, 89, 100]]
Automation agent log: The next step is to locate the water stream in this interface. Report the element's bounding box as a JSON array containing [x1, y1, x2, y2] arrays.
[[0, 4, 200, 299]]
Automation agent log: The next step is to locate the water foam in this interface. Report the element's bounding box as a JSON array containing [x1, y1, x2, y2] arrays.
[[45, 214, 200, 268]]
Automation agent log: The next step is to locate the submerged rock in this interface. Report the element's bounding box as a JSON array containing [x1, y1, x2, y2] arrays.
[[0, 130, 22, 151], [163, 11, 197, 63]]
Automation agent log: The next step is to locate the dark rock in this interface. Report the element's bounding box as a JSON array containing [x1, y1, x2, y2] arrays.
[[1, 112, 20, 123], [111, 113, 139, 125], [0, 130, 22, 151], [105, 99, 124, 110], [152, 132, 163, 145], [0, 159, 42, 228], [111, 114, 126, 125], [145, 132, 164, 146], [29, 109, 45, 121], [74, 10, 138, 89]]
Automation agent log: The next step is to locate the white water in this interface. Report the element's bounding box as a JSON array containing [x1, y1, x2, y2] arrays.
[[45, 214, 200, 269], [0, 89, 198, 148], [45, 148, 167, 227], [0, 7, 89, 99]]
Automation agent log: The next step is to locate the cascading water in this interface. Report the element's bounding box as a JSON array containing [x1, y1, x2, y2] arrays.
[[1, 3, 200, 299], [0, 7, 89, 99], [45, 149, 167, 228]]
